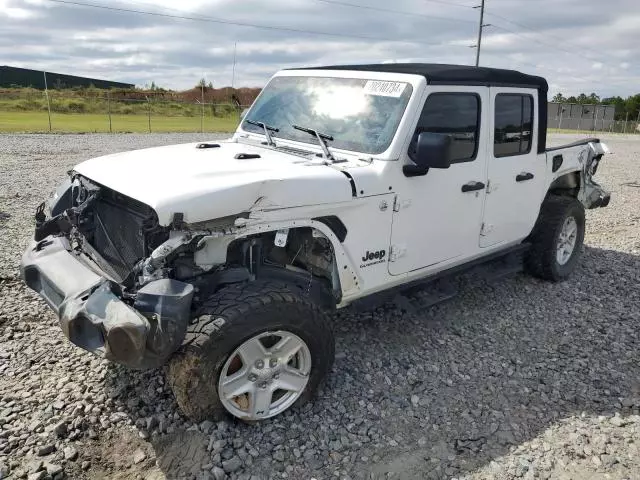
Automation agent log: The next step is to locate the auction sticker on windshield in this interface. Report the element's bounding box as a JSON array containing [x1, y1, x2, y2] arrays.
[[363, 80, 406, 98]]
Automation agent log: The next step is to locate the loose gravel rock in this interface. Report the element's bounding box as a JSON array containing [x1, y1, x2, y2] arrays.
[[1, 133, 639, 479]]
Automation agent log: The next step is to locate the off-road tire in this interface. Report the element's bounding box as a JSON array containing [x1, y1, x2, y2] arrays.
[[525, 195, 585, 282], [166, 280, 335, 422]]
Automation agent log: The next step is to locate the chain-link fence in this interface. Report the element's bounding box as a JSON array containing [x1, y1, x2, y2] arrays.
[[607, 120, 640, 134], [0, 89, 248, 133]]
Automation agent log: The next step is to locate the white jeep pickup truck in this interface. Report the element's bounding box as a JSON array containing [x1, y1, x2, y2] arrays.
[[21, 63, 610, 422]]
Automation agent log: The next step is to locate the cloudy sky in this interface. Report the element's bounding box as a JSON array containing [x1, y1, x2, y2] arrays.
[[1, 0, 638, 97]]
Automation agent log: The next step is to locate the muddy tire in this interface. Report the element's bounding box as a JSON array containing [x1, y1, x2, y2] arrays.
[[166, 280, 334, 422], [525, 195, 585, 282]]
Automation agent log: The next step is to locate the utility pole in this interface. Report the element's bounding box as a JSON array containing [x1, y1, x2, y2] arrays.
[[200, 76, 205, 133], [472, 0, 490, 66], [43, 71, 52, 132], [231, 42, 237, 89]]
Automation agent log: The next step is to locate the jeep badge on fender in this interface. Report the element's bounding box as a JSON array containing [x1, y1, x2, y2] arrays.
[[362, 250, 386, 262]]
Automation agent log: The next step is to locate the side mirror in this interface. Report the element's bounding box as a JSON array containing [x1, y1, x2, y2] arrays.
[[404, 132, 453, 177]]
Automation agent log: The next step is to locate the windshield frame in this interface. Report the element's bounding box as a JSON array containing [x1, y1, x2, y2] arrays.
[[236, 69, 425, 160]]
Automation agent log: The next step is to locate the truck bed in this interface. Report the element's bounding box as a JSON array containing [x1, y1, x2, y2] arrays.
[[546, 137, 600, 152]]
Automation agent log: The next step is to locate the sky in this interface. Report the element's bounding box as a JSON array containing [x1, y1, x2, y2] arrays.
[[1, 0, 638, 97]]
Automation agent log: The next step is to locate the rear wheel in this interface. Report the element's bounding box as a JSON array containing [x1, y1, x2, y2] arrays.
[[525, 195, 585, 281], [167, 281, 334, 422]]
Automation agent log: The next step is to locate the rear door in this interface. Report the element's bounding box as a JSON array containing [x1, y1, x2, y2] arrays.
[[480, 88, 546, 247]]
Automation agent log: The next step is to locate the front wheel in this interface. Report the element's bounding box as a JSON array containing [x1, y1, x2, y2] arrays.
[[525, 195, 586, 281], [166, 281, 335, 422]]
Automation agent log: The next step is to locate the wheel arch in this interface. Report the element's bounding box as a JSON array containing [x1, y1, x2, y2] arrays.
[[548, 171, 580, 198], [196, 219, 360, 308]]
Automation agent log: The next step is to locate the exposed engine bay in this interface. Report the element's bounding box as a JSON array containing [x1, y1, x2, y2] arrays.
[[35, 174, 340, 310]]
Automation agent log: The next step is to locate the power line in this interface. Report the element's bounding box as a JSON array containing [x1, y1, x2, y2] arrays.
[[423, 0, 475, 8], [484, 10, 619, 66], [45, 0, 467, 46], [311, 0, 476, 23], [491, 25, 597, 63]]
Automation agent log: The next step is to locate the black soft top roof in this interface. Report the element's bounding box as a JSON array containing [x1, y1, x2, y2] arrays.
[[292, 63, 549, 153], [294, 63, 548, 92]]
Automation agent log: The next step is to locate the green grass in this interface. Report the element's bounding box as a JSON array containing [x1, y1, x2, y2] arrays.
[[0, 111, 240, 133], [2, 111, 636, 136]]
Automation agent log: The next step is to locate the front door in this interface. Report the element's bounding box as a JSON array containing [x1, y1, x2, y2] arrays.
[[389, 87, 489, 275], [480, 88, 546, 247]]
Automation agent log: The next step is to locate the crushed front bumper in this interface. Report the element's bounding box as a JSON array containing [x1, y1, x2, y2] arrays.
[[20, 236, 193, 369]]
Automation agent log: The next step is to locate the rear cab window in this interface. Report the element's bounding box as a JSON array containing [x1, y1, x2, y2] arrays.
[[494, 94, 534, 157]]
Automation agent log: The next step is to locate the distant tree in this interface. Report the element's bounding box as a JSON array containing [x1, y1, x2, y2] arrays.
[[552, 93, 566, 103], [197, 78, 207, 89], [587, 92, 600, 104], [599, 95, 639, 120], [207, 81, 213, 89]]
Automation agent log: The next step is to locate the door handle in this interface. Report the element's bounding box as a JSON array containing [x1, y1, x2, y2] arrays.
[[516, 172, 534, 182], [461, 181, 485, 192]]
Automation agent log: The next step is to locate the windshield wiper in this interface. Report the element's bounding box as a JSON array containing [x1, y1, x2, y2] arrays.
[[246, 119, 279, 147], [292, 124, 335, 161]]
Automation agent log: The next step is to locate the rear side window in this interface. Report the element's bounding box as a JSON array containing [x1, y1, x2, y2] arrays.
[[494, 94, 534, 157], [413, 93, 480, 163]]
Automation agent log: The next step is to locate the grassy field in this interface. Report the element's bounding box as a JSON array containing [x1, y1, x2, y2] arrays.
[[2, 111, 637, 136], [0, 111, 239, 133]]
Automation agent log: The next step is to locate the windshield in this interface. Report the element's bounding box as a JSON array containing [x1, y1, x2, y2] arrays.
[[241, 76, 413, 155]]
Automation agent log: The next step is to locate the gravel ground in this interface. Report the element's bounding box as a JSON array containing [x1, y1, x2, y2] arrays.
[[1, 133, 639, 480]]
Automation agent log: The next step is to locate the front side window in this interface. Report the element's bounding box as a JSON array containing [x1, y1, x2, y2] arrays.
[[411, 93, 480, 163], [494, 94, 534, 157], [241, 76, 413, 155]]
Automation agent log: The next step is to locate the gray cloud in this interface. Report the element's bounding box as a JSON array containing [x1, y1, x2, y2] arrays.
[[1, 0, 638, 96]]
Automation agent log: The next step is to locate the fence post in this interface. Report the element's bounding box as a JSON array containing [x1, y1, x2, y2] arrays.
[[201, 84, 205, 134], [623, 112, 629, 134], [636, 111, 640, 135], [558, 107, 563, 132], [146, 96, 151, 133], [43, 71, 52, 132], [577, 106, 582, 133], [107, 92, 112, 133]]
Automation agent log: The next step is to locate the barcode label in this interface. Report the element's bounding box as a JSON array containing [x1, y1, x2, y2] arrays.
[[363, 80, 406, 97]]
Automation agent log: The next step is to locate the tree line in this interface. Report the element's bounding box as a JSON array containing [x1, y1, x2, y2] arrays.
[[552, 92, 640, 121]]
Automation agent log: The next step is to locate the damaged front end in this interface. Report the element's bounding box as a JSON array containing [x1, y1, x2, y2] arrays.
[[22, 175, 195, 369], [23, 173, 342, 369]]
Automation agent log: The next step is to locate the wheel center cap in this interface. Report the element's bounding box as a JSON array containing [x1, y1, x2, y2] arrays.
[[254, 363, 282, 382]]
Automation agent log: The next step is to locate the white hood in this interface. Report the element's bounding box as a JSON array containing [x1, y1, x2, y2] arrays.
[[74, 141, 354, 225]]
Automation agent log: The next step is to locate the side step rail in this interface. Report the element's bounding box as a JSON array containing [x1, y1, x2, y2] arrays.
[[350, 243, 530, 312]]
